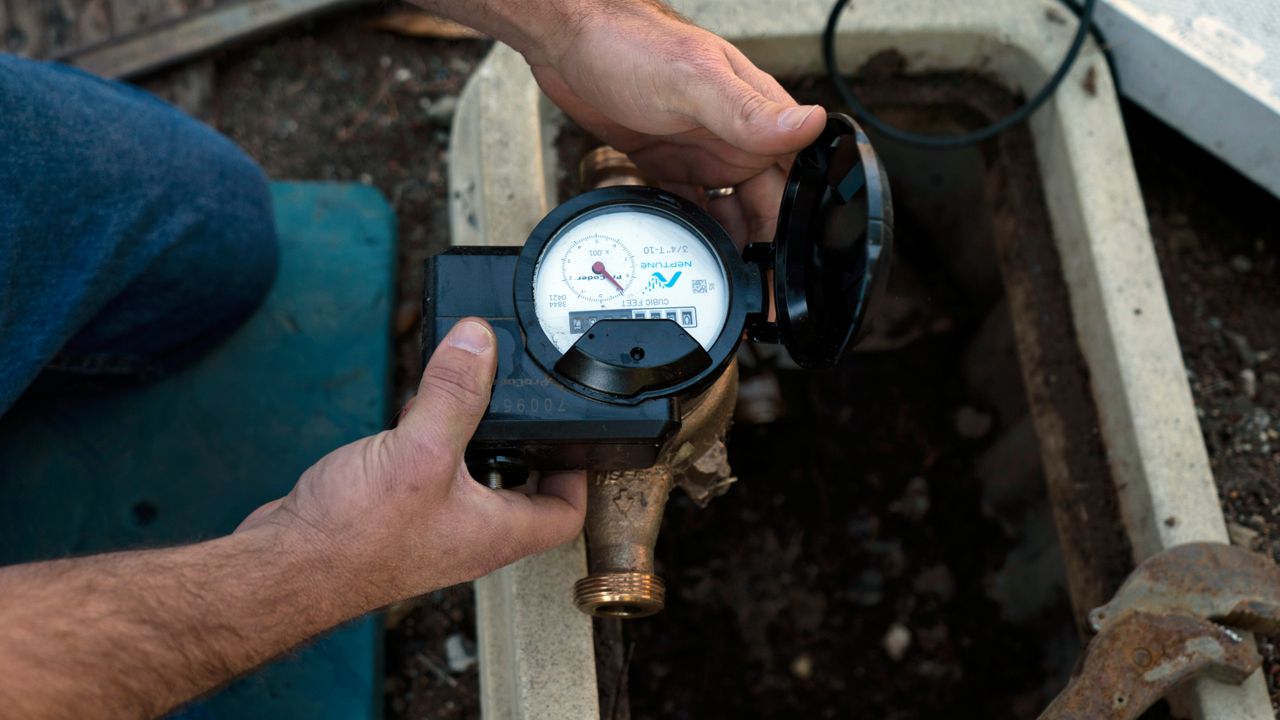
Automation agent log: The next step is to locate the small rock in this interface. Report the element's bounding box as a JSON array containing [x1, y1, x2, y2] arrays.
[[428, 95, 459, 127], [1229, 255, 1254, 273], [954, 406, 994, 439], [1224, 330, 1257, 367], [890, 476, 930, 521], [274, 118, 298, 139], [790, 653, 813, 679], [1241, 368, 1258, 399], [1227, 521, 1261, 550], [445, 633, 477, 673], [882, 623, 912, 661]]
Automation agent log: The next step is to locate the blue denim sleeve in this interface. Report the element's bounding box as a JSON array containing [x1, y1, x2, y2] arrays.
[[0, 55, 278, 415]]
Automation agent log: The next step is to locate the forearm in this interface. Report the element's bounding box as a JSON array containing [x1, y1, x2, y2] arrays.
[[0, 524, 368, 719], [0, 317, 583, 719], [404, 0, 676, 64]]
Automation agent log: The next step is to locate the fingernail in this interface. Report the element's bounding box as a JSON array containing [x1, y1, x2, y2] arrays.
[[779, 105, 818, 130], [446, 320, 493, 354]]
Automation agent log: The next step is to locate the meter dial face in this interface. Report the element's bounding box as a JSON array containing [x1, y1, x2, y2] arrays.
[[532, 206, 731, 354], [560, 235, 635, 301]]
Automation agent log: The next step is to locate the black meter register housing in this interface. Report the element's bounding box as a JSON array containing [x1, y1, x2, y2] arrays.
[[422, 114, 892, 475]]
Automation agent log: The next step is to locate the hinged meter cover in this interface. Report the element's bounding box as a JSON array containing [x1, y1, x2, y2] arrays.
[[748, 113, 893, 369]]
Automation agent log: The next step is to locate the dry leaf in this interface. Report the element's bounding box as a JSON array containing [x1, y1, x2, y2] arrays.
[[368, 9, 486, 40]]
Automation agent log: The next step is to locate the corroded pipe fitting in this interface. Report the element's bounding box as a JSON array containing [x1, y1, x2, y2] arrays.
[[579, 146, 653, 189], [572, 146, 739, 619], [574, 467, 673, 618], [574, 366, 739, 618]]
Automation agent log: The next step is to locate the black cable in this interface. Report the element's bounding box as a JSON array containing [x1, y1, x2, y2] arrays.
[[822, 0, 1099, 148], [1055, 0, 1120, 93]]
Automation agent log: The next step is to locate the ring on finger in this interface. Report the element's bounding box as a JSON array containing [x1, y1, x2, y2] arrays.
[[704, 186, 736, 200]]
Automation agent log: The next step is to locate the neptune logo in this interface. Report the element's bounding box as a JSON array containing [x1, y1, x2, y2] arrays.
[[646, 271, 682, 291]]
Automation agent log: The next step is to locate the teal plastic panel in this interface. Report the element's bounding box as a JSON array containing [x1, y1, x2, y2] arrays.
[[0, 182, 396, 720]]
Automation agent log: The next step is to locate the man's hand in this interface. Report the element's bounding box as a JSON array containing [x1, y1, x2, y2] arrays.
[[410, 0, 826, 246], [0, 319, 584, 720], [532, 2, 825, 245], [238, 317, 586, 604]]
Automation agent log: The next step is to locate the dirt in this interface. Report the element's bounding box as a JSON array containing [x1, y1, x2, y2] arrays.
[[624, 342, 1056, 719], [206, 15, 1280, 718]]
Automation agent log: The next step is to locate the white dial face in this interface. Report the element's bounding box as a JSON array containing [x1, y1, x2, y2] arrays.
[[532, 206, 731, 354]]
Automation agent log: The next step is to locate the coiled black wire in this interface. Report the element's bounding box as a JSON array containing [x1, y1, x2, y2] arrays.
[[822, 0, 1100, 148]]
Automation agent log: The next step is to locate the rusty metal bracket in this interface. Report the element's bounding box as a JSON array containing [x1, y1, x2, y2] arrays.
[[1089, 542, 1280, 635], [1038, 610, 1259, 719], [1038, 543, 1280, 720]]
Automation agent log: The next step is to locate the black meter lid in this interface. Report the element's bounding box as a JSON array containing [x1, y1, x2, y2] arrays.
[[750, 113, 893, 369]]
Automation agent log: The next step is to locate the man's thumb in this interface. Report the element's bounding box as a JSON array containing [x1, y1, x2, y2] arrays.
[[400, 318, 497, 460], [682, 70, 824, 155]]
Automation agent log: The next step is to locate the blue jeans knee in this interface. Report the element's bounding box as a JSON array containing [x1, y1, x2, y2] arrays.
[[0, 55, 278, 413]]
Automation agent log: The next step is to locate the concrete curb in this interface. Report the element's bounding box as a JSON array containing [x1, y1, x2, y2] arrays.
[[448, 46, 601, 720]]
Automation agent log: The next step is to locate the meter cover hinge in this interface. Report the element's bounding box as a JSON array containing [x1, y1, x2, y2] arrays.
[[741, 242, 778, 345], [746, 323, 779, 345], [742, 242, 773, 269]]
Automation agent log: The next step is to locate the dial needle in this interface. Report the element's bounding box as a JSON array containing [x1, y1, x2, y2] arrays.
[[591, 261, 625, 293]]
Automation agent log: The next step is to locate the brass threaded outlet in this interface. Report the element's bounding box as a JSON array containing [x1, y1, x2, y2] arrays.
[[573, 572, 665, 618], [579, 146, 652, 189]]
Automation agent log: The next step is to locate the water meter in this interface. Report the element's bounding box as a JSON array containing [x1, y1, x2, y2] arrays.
[[422, 114, 891, 478]]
